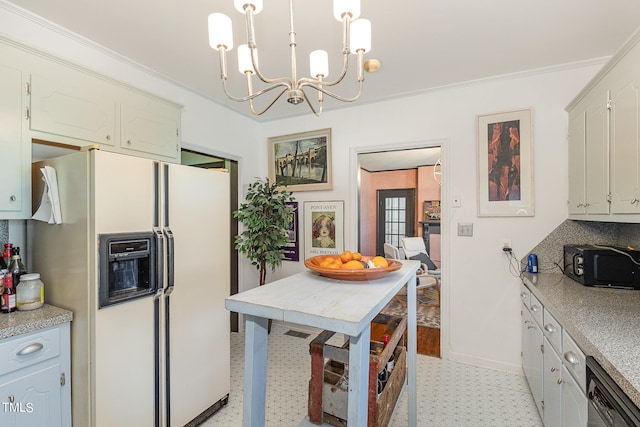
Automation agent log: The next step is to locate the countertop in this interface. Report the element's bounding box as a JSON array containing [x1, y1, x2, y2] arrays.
[[522, 272, 640, 408], [0, 304, 73, 339]]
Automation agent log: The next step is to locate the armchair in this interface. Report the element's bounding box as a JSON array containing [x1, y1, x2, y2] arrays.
[[401, 237, 440, 305]]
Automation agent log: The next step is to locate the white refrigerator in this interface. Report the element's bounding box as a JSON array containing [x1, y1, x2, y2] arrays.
[[29, 149, 230, 427]]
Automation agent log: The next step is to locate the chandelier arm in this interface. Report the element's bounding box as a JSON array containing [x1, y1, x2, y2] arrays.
[[300, 89, 322, 117], [221, 77, 290, 102], [249, 88, 289, 115], [300, 80, 364, 103]]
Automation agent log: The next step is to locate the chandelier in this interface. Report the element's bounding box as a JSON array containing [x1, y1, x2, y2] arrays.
[[208, 0, 373, 116]]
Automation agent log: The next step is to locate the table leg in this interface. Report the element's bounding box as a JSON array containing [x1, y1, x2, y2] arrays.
[[243, 315, 269, 427], [407, 273, 417, 426], [348, 322, 371, 427]]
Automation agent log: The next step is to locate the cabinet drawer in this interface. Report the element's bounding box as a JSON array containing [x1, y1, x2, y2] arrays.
[[520, 284, 530, 306], [543, 308, 562, 355], [562, 330, 586, 392], [0, 327, 61, 377], [529, 293, 543, 327]]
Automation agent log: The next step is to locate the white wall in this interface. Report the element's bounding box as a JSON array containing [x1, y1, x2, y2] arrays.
[[260, 64, 602, 372], [2, 3, 605, 372]]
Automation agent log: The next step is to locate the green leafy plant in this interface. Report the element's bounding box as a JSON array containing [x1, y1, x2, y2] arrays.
[[234, 178, 296, 287]]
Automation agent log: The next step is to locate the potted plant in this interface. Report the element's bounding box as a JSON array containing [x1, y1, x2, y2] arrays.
[[234, 178, 296, 288]]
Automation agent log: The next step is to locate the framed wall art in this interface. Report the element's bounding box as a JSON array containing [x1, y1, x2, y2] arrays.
[[477, 108, 534, 216], [303, 200, 344, 259], [280, 201, 300, 261], [268, 128, 332, 192]]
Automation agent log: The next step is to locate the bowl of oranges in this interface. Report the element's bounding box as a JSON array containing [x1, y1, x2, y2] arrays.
[[304, 251, 402, 281]]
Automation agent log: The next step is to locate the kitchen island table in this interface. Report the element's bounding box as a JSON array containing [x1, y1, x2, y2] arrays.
[[225, 260, 420, 427]]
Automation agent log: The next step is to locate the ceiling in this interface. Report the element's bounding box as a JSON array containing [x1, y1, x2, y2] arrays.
[[5, 1, 640, 122], [359, 147, 440, 173]]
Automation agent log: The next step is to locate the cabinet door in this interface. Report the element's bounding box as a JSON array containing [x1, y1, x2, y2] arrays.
[[120, 93, 180, 162], [30, 71, 116, 146], [583, 87, 610, 215], [0, 64, 25, 215], [568, 105, 587, 215], [561, 369, 588, 427], [0, 363, 62, 427], [609, 46, 640, 214], [542, 339, 562, 427], [522, 305, 544, 417]]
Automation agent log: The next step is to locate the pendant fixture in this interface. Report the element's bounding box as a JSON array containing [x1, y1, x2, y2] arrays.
[[208, 0, 373, 116]]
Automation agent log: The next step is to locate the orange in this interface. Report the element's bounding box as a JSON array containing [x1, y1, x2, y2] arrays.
[[352, 252, 362, 261], [320, 258, 334, 268], [340, 251, 353, 263], [371, 256, 389, 268], [342, 260, 365, 270], [334, 258, 343, 266], [326, 263, 340, 269]]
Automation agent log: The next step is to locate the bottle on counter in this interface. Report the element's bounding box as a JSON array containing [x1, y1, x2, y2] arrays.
[[1, 272, 17, 313], [16, 273, 44, 311], [9, 247, 27, 286], [2, 243, 12, 269]]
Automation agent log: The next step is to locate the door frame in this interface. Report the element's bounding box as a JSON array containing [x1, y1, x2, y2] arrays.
[[349, 138, 450, 359]]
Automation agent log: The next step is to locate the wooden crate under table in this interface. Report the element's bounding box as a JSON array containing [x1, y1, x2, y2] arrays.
[[308, 313, 407, 427]]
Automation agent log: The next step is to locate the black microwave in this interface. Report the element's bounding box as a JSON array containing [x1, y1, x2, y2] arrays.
[[563, 244, 640, 290]]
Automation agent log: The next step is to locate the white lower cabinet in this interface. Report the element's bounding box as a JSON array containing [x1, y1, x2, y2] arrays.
[[0, 323, 71, 427], [522, 286, 588, 427], [542, 338, 562, 427], [561, 368, 588, 427]]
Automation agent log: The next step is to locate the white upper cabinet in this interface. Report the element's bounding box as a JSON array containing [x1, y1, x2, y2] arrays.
[[609, 44, 640, 214], [567, 28, 640, 222], [30, 71, 117, 147], [0, 63, 29, 218]]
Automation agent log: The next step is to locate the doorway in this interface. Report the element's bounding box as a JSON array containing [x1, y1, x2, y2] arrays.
[[356, 145, 443, 357]]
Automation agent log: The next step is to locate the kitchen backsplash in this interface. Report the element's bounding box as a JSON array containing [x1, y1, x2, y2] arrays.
[[526, 219, 640, 273], [0, 220, 8, 246]]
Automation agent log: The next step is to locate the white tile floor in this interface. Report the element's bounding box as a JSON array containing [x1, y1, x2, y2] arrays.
[[201, 323, 543, 427]]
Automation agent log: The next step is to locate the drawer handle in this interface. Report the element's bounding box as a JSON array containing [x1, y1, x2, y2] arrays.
[[544, 324, 556, 333], [17, 343, 44, 356], [564, 351, 579, 365]]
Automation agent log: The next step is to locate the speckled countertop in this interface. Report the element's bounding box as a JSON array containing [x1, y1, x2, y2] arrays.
[[0, 304, 73, 339], [522, 272, 640, 408]]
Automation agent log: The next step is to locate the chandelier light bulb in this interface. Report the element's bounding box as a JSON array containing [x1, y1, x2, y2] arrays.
[[237, 44, 257, 74], [234, 0, 263, 14], [350, 19, 371, 53], [309, 50, 329, 78], [333, 0, 360, 21], [208, 13, 233, 50]]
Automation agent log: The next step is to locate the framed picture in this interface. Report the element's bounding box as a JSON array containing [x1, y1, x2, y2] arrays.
[[477, 108, 534, 216], [268, 128, 332, 192], [304, 200, 344, 259], [280, 201, 299, 261]]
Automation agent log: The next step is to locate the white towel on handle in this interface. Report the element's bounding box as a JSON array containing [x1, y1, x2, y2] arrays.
[[32, 166, 62, 224]]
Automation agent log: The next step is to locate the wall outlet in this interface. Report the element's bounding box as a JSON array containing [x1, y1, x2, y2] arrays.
[[501, 239, 512, 252]]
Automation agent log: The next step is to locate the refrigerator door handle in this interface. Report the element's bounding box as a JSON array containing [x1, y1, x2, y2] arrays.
[[164, 227, 175, 295], [153, 227, 164, 299]]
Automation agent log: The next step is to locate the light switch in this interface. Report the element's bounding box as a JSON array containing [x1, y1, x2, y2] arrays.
[[458, 222, 473, 237]]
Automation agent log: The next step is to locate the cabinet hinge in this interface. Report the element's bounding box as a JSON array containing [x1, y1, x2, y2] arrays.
[[540, 344, 544, 354], [176, 128, 179, 136], [607, 99, 612, 110], [541, 400, 545, 410], [25, 82, 31, 95], [60, 372, 66, 386], [25, 107, 30, 120], [607, 193, 612, 203]]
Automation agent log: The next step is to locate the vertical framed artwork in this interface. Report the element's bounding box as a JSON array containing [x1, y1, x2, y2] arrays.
[[303, 200, 344, 259], [477, 108, 534, 216], [268, 128, 332, 192], [280, 201, 299, 261]]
